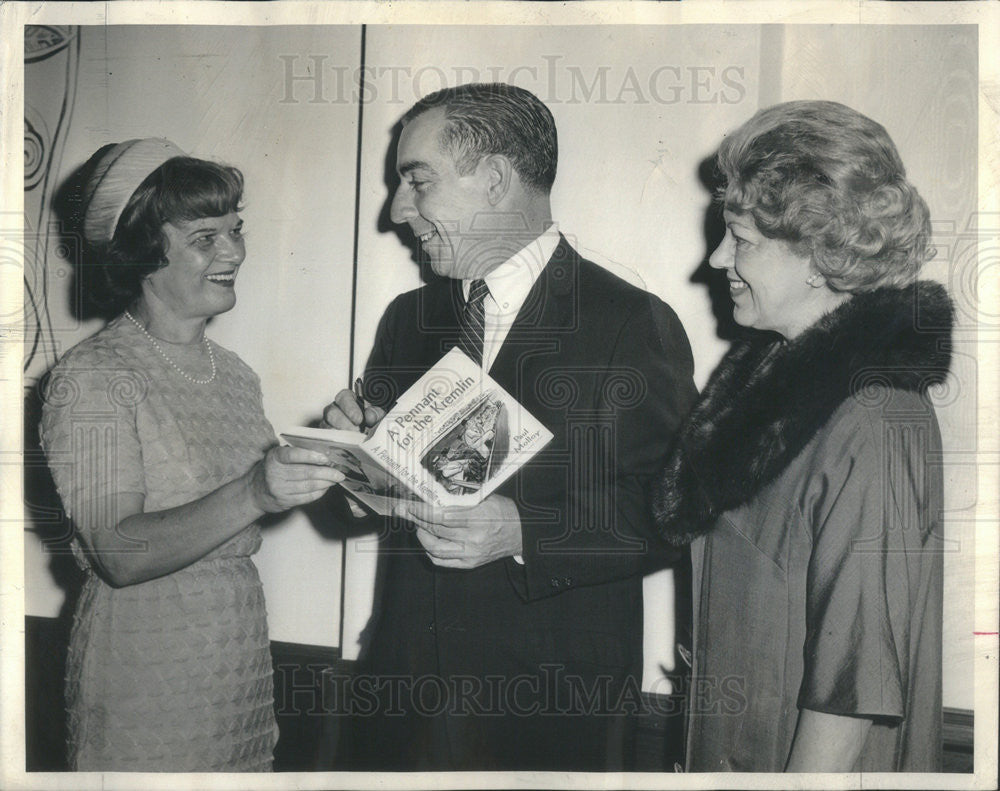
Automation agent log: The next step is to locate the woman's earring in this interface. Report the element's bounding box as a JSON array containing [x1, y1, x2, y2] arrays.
[[806, 273, 825, 287]]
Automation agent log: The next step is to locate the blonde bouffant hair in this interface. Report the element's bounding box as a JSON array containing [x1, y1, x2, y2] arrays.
[[717, 100, 933, 292]]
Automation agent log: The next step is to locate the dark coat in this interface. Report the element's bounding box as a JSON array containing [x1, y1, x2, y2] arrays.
[[652, 282, 953, 772], [348, 236, 697, 770]]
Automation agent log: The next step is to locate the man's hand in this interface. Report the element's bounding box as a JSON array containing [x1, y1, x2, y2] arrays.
[[396, 495, 522, 569], [321, 388, 385, 431]]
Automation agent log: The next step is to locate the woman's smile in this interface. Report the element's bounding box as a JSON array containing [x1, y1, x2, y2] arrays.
[[205, 269, 239, 286]]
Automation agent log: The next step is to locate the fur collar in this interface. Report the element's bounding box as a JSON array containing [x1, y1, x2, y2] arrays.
[[652, 281, 953, 545]]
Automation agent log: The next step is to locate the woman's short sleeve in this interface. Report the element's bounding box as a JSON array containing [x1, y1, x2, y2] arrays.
[[40, 359, 147, 532], [797, 393, 943, 719]]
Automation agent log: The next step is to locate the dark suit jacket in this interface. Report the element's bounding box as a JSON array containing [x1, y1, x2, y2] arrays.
[[348, 237, 696, 770]]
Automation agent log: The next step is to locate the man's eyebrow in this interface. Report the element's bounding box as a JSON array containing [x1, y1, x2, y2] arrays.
[[398, 160, 436, 177]]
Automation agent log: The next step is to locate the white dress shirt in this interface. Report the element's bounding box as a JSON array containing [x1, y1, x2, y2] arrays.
[[462, 223, 559, 564], [462, 223, 561, 372]]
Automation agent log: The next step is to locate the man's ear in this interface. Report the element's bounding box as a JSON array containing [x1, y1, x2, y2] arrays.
[[482, 154, 513, 206]]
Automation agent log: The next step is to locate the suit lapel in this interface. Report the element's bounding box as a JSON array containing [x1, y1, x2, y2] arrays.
[[413, 277, 465, 367], [489, 235, 578, 389], [397, 239, 581, 400]]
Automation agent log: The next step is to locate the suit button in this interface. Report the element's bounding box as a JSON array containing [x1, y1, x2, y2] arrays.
[[550, 578, 560, 588], [428, 622, 436, 633]]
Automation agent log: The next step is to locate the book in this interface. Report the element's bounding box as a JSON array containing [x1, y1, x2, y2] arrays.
[[281, 348, 553, 515]]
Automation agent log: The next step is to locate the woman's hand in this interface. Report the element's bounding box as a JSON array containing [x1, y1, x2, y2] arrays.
[[81, 446, 344, 586], [248, 445, 345, 513]]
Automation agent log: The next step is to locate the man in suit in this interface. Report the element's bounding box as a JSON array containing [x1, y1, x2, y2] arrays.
[[324, 83, 696, 770]]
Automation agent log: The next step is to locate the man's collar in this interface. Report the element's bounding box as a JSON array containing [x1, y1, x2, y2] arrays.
[[464, 222, 560, 308]]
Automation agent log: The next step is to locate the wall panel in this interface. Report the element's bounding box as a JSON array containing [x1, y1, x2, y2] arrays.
[[24, 25, 362, 646]]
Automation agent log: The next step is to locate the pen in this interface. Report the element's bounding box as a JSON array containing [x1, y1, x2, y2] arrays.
[[353, 377, 367, 432]]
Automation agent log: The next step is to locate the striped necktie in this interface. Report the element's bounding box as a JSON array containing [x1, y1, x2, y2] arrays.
[[458, 278, 489, 366]]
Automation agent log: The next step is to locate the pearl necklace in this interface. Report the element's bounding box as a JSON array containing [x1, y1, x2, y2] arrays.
[[123, 310, 217, 385]]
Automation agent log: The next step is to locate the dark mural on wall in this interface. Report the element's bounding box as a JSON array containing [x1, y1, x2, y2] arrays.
[[22, 28, 82, 771], [23, 25, 79, 374]]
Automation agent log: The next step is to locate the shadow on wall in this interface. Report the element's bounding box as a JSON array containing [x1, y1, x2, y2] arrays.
[[51, 146, 134, 325], [22, 155, 99, 765], [692, 153, 745, 344], [375, 119, 439, 285], [23, 379, 80, 771], [23, 146, 112, 775], [23, 149, 124, 662]]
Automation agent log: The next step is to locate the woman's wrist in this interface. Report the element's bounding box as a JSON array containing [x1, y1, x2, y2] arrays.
[[243, 459, 273, 517]]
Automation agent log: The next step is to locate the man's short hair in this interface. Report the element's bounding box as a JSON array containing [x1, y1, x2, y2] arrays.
[[403, 83, 558, 194]]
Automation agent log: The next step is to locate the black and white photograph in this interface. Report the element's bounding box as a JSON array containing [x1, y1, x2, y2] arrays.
[[2, 2, 997, 789]]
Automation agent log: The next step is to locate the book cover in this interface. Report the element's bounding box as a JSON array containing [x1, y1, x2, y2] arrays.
[[281, 348, 553, 513]]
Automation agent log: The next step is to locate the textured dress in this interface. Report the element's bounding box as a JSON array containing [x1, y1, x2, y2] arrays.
[[40, 315, 279, 771]]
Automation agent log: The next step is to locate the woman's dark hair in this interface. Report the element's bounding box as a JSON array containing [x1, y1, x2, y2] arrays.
[[103, 157, 244, 305], [717, 100, 933, 292]]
